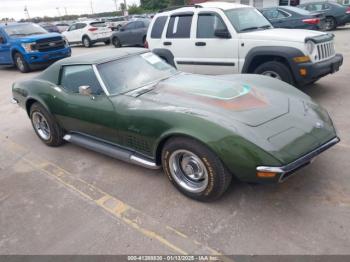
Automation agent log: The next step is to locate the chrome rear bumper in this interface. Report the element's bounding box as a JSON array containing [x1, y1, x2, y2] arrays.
[[257, 137, 340, 182]]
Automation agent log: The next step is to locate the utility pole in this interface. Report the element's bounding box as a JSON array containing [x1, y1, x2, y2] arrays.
[[24, 5, 30, 19], [123, 0, 128, 16], [113, 0, 118, 12], [90, 0, 94, 14], [56, 7, 61, 17]]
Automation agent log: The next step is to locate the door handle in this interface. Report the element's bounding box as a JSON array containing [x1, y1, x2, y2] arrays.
[[163, 41, 172, 46], [195, 42, 206, 46]]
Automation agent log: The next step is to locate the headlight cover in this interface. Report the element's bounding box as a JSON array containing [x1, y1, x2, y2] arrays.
[[305, 40, 315, 55], [21, 42, 36, 53]]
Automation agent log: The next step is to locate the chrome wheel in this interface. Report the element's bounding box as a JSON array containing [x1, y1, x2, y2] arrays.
[[324, 17, 335, 31], [168, 150, 208, 193], [83, 37, 90, 47], [32, 112, 51, 141], [16, 56, 24, 71], [261, 70, 282, 80]]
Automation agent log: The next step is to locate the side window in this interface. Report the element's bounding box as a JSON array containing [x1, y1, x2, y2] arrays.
[[277, 10, 289, 18], [60, 65, 104, 95], [68, 24, 77, 31], [313, 4, 323, 11], [135, 21, 144, 29], [262, 9, 274, 19], [323, 4, 330, 10], [77, 23, 87, 29], [166, 15, 193, 38], [151, 16, 168, 38], [197, 13, 227, 38], [124, 22, 135, 30], [0, 31, 6, 44]]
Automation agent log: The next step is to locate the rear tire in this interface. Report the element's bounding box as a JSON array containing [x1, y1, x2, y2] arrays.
[[162, 137, 232, 201], [14, 52, 31, 73], [82, 36, 92, 48], [324, 17, 337, 31], [30, 102, 64, 147], [253, 61, 294, 85]]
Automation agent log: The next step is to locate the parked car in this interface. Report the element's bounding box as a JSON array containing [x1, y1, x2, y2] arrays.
[[62, 21, 112, 47], [39, 23, 60, 33], [298, 2, 350, 30], [11, 48, 339, 201], [261, 6, 325, 30], [0, 22, 71, 72], [111, 19, 150, 47], [105, 16, 128, 31], [55, 22, 70, 33], [146, 2, 343, 87]]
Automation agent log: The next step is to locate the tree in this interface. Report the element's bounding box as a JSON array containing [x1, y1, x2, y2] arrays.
[[128, 4, 145, 14]]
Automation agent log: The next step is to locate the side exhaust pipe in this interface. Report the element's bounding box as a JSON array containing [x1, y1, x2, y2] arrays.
[[63, 134, 160, 170]]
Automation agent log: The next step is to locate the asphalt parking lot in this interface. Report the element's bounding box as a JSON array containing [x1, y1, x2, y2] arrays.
[[0, 27, 350, 255]]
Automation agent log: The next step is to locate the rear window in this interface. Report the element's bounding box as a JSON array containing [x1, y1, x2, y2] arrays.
[[282, 6, 311, 15], [151, 16, 168, 38], [90, 22, 106, 27], [166, 15, 193, 38]]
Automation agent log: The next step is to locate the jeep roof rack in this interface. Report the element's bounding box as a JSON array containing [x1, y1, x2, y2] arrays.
[[159, 4, 202, 13]]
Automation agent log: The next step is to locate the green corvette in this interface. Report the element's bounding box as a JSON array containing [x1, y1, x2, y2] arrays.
[[12, 48, 339, 201]]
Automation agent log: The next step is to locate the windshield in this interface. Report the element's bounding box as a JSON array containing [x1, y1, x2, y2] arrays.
[[97, 53, 177, 95], [4, 23, 48, 37], [225, 8, 272, 33]]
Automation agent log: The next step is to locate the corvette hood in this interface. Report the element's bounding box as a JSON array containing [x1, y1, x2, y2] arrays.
[[138, 73, 290, 127], [240, 28, 325, 43]]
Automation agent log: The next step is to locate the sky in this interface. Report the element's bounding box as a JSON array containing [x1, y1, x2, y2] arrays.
[[0, 0, 140, 20]]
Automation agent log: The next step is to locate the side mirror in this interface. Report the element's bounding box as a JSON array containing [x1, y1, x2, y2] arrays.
[[214, 29, 231, 39], [79, 85, 92, 96], [0, 36, 5, 44]]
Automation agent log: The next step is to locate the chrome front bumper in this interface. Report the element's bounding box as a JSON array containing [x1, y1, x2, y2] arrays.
[[257, 137, 340, 182], [11, 98, 18, 104]]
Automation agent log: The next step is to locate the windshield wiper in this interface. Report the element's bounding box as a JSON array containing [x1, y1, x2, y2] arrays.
[[240, 25, 272, 32], [9, 33, 27, 37], [26, 32, 45, 35]]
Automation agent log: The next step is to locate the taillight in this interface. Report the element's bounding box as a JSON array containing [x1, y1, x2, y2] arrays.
[[88, 27, 98, 32], [144, 40, 149, 49], [302, 18, 320, 25], [346, 7, 350, 14]]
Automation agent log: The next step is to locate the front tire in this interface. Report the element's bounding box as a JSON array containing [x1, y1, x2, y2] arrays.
[[254, 61, 294, 85], [112, 37, 121, 48], [82, 36, 92, 48], [14, 52, 31, 73], [162, 137, 232, 201], [30, 103, 64, 147]]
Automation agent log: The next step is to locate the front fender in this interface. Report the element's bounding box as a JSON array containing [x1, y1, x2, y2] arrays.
[[242, 46, 305, 73]]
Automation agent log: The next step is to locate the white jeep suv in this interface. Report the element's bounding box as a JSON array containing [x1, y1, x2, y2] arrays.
[[63, 21, 112, 48], [146, 2, 343, 86]]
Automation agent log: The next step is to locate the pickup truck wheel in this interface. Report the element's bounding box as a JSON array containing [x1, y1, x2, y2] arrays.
[[324, 17, 336, 31], [14, 53, 30, 73], [30, 102, 64, 147], [254, 61, 294, 85], [82, 36, 92, 48], [162, 137, 232, 201], [112, 37, 121, 48]]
